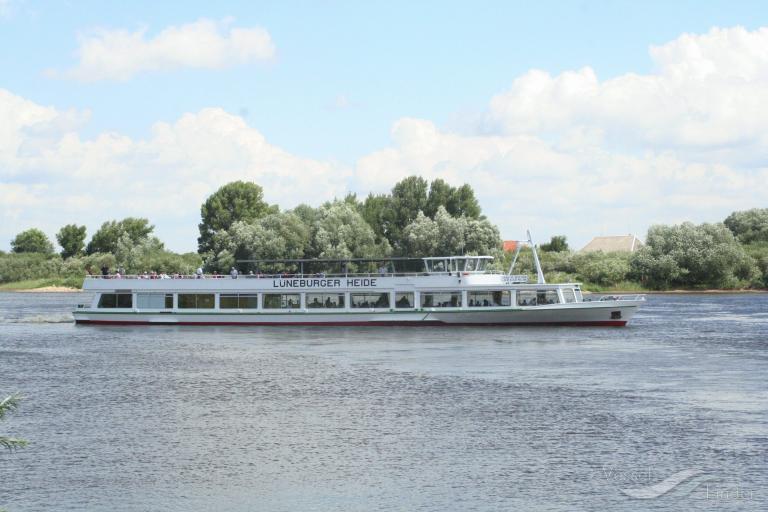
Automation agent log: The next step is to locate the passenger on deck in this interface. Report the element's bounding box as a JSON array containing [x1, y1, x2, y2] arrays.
[[230, 267, 238, 279], [196, 267, 203, 279]]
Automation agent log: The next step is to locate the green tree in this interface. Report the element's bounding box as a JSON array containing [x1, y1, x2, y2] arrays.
[[388, 176, 429, 251], [541, 236, 569, 252], [11, 228, 54, 254], [464, 216, 502, 254], [401, 211, 439, 256], [630, 222, 756, 288], [450, 184, 481, 219], [225, 212, 310, 267], [86, 218, 154, 255], [360, 193, 394, 243], [573, 252, 631, 286], [198, 181, 278, 254], [0, 394, 27, 451], [56, 224, 87, 259], [424, 178, 454, 218], [424, 179, 482, 219], [308, 201, 390, 260], [402, 206, 500, 257], [724, 208, 768, 244]]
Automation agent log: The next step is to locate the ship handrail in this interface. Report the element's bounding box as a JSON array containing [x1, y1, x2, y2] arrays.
[[83, 270, 508, 280], [585, 294, 646, 302]]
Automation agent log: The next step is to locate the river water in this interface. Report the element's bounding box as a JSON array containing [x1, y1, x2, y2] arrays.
[[0, 292, 766, 511]]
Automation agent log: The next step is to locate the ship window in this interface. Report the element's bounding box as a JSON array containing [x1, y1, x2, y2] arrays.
[[517, 290, 537, 306], [137, 293, 172, 309], [562, 289, 576, 303], [220, 294, 259, 309], [425, 259, 448, 273], [537, 290, 559, 305], [97, 293, 132, 308], [350, 293, 390, 308], [395, 292, 414, 308], [574, 287, 583, 302], [421, 291, 461, 308], [306, 293, 345, 309], [263, 293, 300, 309], [468, 290, 510, 307], [178, 293, 215, 309]]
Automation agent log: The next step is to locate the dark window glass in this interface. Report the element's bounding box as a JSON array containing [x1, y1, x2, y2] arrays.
[[394, 292, 414, 308], [116, 294, 133, 308], [468, 291, 510, 307], [420, 292, 461, 308], [350, 293, 389, 308], [197, 294, 215, 309], [517, 291, 536, 306], [239, 295, 259, 309], [537, 290, 559, 305], [306, 293, 345, 308], [220, 295, 239, 309], [165, 294, 174, 308], [178, 294, 197, 308], [98, 294, 117, 308], [263, 294, 300, 309], [178, 294, 215, 309]]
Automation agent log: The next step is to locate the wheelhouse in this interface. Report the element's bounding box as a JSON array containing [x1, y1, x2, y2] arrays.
[[422, 256, 493, 274]]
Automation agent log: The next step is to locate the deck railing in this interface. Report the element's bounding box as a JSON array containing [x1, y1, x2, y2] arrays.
[[588, 294, 646, 302], [83, 270, 507, 280]]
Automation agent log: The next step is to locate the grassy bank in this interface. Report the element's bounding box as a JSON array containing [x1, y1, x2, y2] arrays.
[[0, 276, 83, 291], [581, 281, 767, 294]]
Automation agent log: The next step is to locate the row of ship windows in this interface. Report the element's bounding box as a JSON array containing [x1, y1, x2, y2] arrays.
[[97, 289, 578, 309]]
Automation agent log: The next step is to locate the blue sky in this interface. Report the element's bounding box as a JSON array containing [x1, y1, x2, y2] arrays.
[[2, 1, 768, 252]]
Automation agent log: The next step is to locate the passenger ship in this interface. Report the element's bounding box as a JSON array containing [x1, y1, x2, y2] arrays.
[[74, 242, 644, 327]]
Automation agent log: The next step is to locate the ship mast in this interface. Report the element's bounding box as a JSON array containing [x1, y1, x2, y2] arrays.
[[507, 230, 546, 284]]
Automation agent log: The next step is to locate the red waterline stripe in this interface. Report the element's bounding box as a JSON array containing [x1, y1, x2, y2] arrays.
[[75, 320, 628, 327]]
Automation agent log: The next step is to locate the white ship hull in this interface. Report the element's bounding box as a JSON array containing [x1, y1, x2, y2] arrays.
[[75, 254, 645, 327], [74, 301, 641, 326]]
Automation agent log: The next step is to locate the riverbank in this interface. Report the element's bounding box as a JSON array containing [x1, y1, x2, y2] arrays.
[[0, 278, 82, 292], [583, 289, 767, 295]]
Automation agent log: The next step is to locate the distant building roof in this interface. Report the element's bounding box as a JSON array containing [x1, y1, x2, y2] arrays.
[[502, 240, 519, 252], [580, 235, 643, 253]]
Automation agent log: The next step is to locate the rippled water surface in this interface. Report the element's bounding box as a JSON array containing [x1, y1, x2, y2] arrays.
[[1, 292, 767, 511]]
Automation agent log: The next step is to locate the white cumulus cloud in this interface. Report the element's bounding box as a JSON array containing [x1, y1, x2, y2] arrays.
[[0, 89, 348, 251], [3, 26, 768, 252], [54, 18, 275, 81], [484, 26, 768, 165], [357, 26, 768, 244]]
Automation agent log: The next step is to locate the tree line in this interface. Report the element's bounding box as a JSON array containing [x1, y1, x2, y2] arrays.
[[511, 209, 768, 290], [2, 176, 767, 290], [197, 177, 500, 272]]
